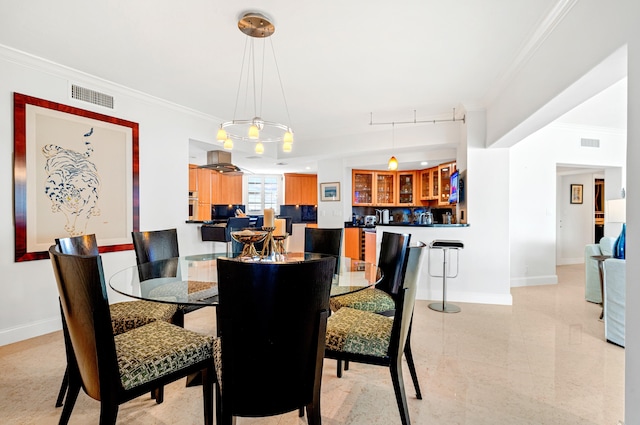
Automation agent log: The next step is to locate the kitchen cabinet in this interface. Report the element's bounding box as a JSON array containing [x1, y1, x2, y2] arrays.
[[344, 227, 362, 260], [437, 162, 456, 206], [364, 230, 377, 264], [189, 165, 198, 192], [284, 173, 318, 205], [374, 171, 396, 206], [214, 174, 243, 205], [419, 167, 439, 201], [352, 170, 374, 205], [396, 171, 417, 206]]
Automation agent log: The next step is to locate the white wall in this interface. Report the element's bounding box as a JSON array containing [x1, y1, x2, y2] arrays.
[[0, 47, 219, 345], [509, 123, 625, 286]]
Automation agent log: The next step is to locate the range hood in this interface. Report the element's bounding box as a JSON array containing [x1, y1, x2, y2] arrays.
[[199, 150, 243, 175]]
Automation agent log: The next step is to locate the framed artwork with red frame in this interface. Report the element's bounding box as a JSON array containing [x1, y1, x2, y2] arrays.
[[13, 92, 139, 261]]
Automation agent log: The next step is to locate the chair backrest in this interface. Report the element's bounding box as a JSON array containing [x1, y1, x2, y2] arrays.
[[131, 228, 179, 264], [56, 234, 99, 255], [132, 229, 180, 281], [48, 245, 120, 401], [304, 227, 343, 256], [375, 232, 412, 299], [393, 241, 427, 357], [216, 256, 336, 416]]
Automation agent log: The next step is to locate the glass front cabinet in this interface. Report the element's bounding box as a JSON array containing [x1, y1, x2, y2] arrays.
[[352, 170, 373, 205], [374, 172, 396, 206], [396, 171, 417, 206]]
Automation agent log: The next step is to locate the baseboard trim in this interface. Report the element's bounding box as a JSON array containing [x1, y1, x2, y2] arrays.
[[511, 274, 558, 287], [0, 317, 60, 347]]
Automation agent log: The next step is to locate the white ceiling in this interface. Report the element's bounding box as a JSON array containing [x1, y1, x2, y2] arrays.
[[0, 0, 626, 174]]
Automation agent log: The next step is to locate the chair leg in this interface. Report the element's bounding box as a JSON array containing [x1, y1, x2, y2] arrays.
[[55, 366, 69, 407], [215, 389, 235, 425], [299, 407, 304, 417], [344, 360, 349, 371], [404, 340, 422, 399], [306, 402, 321, 425], [390, 359, 411, 425], [202, 368, 214, 425], [58, 379, 80, 425], [336, 359, 343, 378], [98, 400, 119, 425], [153, 386, 164, 404]]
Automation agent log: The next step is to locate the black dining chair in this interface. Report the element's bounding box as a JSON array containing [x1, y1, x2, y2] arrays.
[[132, 228, 199, 327], [49, 244, 215, 425], [214, 256, 336, 425], [324, 237, 427, 425], [53, 234, 176, 408], [305, 227, 343, 273], [328, 232, 424, 398]]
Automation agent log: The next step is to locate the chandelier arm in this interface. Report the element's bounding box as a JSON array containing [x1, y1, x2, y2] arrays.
[[259, 37, 266, 119], [270, 37, 293, 130], [250, 38, 258, 119]]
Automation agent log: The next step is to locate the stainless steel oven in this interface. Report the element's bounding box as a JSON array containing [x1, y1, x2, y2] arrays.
[[188, 191, 198, 220]]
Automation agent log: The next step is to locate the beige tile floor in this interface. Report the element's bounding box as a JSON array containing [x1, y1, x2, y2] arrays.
[[0, 264, 624, 424]]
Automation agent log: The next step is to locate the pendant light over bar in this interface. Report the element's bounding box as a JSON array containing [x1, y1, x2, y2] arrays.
[[216, 12, 294, 154]]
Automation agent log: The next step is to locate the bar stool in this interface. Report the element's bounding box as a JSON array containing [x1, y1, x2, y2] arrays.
[[428, 239, 464, 313]]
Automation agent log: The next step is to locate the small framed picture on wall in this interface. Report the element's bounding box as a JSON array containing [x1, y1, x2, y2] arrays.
[[570, 184, 583, 204], [320, 182, 340, 201]]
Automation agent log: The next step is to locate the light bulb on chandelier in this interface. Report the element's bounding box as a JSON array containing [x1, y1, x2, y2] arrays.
[[216, 12, 294, 155]]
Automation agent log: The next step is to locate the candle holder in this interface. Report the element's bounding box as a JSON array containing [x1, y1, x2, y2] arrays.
[[272, 234, 288, 255], [260, 226, 277, 259]]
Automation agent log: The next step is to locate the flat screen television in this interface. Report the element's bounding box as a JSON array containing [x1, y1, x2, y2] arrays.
[[449, 170, 459, 204]]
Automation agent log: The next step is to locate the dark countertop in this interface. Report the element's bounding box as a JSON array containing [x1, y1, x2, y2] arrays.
[[377, 223, 470, 228]]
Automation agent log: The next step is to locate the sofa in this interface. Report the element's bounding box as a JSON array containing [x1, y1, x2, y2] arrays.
[[584, 237, 616, 303], [603, 258, 625, 347]]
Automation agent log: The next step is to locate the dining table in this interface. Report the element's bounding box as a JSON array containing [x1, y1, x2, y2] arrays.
[[108, 252, 383, 307]]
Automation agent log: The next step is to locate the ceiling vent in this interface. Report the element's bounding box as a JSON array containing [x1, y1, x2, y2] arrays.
[[580, 138, 600, 148], [71, 84, 114, 109]]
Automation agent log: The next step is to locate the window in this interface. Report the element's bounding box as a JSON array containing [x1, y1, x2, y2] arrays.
[[246, 175, 281, 214]]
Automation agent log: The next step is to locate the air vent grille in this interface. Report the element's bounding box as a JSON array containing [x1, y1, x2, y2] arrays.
[[71, 84, 114, 109], [581, 138, 600, 148]]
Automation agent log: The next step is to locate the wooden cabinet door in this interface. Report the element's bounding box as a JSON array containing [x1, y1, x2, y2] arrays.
[[352, 170, 374, 205], [419, 169, 430, 200], [344, 227, 362, 260], [437, 163, 456, 205], [430, 168, 439, 200], [364, 231, 377, 264], [189, 165, 198, 192], [197, 168, 212, 204], [285, 173, 318, 205], [396, 171, 416, 206], [217, 174, 243, 204], [374, 172, 395, 206]]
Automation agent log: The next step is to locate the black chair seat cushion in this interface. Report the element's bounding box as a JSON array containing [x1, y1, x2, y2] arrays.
[[329, 288, 395, 313], [115, 320, 214, 390], [110, 301, 177, 335], [325, 307, 393, 357]]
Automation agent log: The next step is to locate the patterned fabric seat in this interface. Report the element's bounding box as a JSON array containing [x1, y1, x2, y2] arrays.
[[325, 307, 393, 357], [115, 320, 214, 390], [329, 287, 394, 313], [110, 301, 177, 335]]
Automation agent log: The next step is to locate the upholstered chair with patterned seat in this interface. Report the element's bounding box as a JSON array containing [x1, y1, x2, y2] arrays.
[[324, 240, 426, 425], [54, 234, 177, 408], [49, 244, 215, 425], [304, 227, 343, 273]]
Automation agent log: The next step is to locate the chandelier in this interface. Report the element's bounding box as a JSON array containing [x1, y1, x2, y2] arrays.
[[216, 12, 294, 154]]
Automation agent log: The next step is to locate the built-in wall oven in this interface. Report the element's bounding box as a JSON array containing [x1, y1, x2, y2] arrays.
[[188, 191, 198, 220]]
